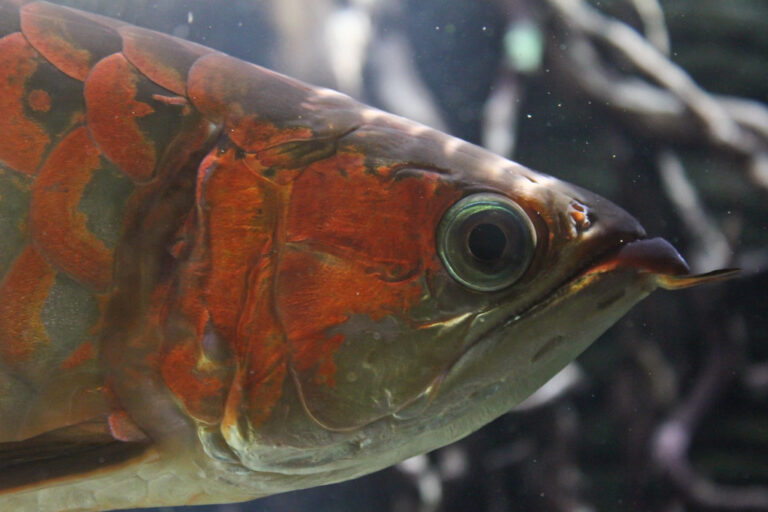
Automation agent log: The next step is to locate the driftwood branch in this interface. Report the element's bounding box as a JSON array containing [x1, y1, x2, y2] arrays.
[[651, 316, 768, 511], [542, 0, 768, 192], [657, 150, 732, 271]]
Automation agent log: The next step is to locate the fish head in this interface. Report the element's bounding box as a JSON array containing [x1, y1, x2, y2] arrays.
[[218, 107, 735, 485]]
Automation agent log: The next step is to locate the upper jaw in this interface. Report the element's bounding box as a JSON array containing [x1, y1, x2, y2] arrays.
[[580, 236, 689, 277]]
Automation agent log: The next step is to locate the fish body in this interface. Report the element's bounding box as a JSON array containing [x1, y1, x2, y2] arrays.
[[0, 1, 733, 510]]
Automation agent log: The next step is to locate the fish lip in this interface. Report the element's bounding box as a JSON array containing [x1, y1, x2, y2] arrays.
[[580, 236, 690, 277]]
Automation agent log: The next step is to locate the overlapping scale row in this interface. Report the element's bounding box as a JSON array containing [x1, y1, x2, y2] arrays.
[[0, 0, 215, 437], [0, 0, 369, 434]]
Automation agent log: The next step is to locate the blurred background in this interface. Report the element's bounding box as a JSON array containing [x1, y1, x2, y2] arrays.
[[47, 0, 768, 510]]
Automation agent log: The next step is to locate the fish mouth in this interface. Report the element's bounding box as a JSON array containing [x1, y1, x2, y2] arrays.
[[585, 236, 690, 276], [573, 236, 738, 290], [419, 236, 738, 411], [491, 236, 688, 335], [392, 235, 738, 425], [495, 236, 737, 335]]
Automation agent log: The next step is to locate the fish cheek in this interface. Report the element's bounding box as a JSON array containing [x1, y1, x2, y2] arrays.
[[273, 248, 453, 431], [273, 164, 468, 431]]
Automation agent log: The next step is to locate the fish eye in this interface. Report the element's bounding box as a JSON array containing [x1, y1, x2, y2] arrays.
[[437, 193, 537, 292]]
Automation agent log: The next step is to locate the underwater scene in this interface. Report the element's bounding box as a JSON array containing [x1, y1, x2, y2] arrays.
[[0, 0, 766, 511]]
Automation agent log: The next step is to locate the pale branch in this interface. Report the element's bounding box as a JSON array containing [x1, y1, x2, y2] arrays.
[[657, 150, 733, 271], [652, 317, 768, 511], [628, 0, 670, 55], [542, 0, 768, 191]]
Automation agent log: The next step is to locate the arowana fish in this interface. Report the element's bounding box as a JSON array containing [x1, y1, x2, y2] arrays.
[[0, 1, 735, 510]]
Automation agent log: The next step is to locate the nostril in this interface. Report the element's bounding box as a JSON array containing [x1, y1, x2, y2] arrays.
[[568, 201, 592, 233]]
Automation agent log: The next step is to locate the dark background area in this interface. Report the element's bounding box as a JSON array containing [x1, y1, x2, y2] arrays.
[[46, 0, 768, 510]]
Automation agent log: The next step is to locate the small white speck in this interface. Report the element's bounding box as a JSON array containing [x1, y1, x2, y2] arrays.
[[526, 114, 532, 119], [187, 11, 194, 24]]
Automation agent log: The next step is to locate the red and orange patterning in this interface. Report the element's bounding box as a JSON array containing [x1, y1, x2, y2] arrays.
[[0, 2, 735, 511], [0, 0, 463, 440]]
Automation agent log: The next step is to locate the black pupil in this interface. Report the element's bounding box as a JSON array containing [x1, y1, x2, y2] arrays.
[[468, 223, 507, 262]]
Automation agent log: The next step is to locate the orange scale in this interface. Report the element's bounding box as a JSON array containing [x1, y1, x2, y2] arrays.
[[0, 245, 55, 365], [187, 53, 328, 152], [20, 1, 122, 81], [29, 126, 115, 291], [84, 53, 157, 182], [120, 25, 212, 96], [0, 32, 50, 175]]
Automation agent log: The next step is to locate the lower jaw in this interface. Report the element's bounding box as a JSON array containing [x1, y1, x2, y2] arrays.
[[419, 266, 658, 437], [217, 261, 675, 483]]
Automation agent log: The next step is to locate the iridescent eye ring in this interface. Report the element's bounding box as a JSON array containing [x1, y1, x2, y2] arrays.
[[437, 193, 537, 292]]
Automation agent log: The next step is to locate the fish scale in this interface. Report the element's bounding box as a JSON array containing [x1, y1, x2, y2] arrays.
[[0, 1, 214, 445], [0, 1, 735, 511], [0, 0, 420, 491]]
